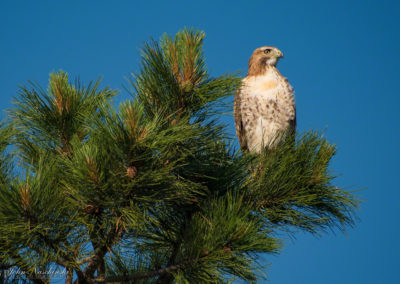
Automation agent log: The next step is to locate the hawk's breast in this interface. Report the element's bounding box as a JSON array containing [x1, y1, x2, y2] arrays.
[[239, 69, 295, 152]]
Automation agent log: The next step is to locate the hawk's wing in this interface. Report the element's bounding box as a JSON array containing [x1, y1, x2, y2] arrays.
[[234, 88, 248, 152]]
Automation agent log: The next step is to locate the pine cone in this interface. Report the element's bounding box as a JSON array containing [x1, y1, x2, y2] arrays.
[[126, 166, 137, 179]]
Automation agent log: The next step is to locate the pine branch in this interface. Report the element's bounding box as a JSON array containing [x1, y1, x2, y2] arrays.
[[65, 268, 73, 284], [244, 132, 359, 234], [91, 260, 193, 283], [155, 226, 184, 284], [76, 255, 96, 265], [83, 225, 125, 280]]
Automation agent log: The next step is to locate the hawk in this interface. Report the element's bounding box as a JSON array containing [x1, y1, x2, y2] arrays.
[[234, 46, 296, 153]]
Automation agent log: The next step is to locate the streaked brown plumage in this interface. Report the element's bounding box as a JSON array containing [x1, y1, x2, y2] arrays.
[[234, 46, 296, 153]]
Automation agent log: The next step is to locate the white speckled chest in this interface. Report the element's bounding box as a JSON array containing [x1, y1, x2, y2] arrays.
[[239, 68, 296, 152]]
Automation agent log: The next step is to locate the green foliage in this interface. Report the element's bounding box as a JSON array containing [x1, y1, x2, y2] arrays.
[[0, 28, 359, 284], [10, 71, 117, 167], [244, 133, 357, 233], [131, 27, 240, 121]]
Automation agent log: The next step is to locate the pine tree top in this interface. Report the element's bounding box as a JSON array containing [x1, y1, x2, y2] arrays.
[[0, 28, 359, 283]]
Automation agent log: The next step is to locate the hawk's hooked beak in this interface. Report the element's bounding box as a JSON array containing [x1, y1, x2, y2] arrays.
[[277, 50, 284, 58]]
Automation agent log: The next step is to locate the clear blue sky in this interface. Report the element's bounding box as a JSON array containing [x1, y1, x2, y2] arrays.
[[1, 1, 399, 283]]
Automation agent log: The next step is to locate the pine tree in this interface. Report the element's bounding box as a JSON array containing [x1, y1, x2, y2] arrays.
[[0, 28, 358, 283]]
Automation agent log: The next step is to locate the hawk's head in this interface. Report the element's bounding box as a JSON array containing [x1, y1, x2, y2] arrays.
[[248, 46, 284, 76]]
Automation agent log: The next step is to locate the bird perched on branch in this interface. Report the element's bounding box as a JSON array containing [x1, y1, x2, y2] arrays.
[[234, 46, 296, 153]]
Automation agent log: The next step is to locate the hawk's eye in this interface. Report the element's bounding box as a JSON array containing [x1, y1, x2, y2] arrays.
[[264, 49, 271, 54]]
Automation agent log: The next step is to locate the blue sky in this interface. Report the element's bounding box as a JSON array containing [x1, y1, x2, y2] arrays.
[[1, 1, 399, 283]]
